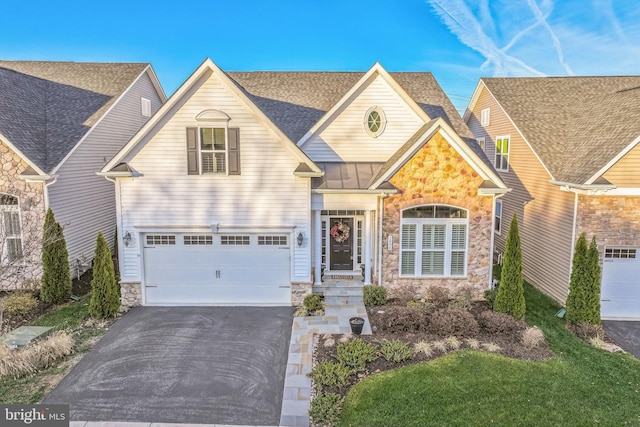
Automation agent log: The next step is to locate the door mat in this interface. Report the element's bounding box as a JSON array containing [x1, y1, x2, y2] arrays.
[[330, 275, 354, 279]]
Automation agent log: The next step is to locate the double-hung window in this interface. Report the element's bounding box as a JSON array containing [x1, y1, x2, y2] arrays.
[[200, 127, 227, 174], [495, 136, 510, 171], [0, 194, 22, 263], [400, 205, 468, 277]]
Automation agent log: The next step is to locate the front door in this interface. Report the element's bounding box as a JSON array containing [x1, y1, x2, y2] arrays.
[[329, 218, 353, 270]]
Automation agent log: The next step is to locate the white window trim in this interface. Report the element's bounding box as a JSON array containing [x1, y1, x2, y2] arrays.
[[477, 137, 485, 151], [399, 208, 469, 278], [481, 108, 490, 126], [364, 105, 386, 138], [495, 135, 510, 172], [141, 97, 152, 117], [198, 125, 229, 175], [0, 194, 23, 264], [495, 199, 503, 236]]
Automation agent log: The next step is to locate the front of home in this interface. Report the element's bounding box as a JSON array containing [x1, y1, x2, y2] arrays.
[[465, 76, 640, 319], [102, 59, 507, 307]]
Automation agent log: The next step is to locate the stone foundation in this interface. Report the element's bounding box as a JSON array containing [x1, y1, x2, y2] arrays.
[[291, 282, 312, 305], [120, 281, 142, 307], [381, 133, 493, 296]]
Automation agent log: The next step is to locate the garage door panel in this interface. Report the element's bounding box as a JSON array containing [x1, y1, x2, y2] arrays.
[[143, 233, 291, 305], [601, 249, 640, 319]]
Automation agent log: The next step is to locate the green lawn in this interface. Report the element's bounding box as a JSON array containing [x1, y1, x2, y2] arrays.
[[0, 295, 109, 403], [339, 283, 640, 427]]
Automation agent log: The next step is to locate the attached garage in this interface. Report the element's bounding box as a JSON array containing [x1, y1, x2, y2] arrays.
[[142, 233, 291, 305], [601, 247, 640, 319]]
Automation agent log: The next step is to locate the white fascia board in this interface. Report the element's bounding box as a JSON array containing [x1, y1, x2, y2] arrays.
[[53, 65, 161, 175], [146, 65, 168, 102], [312, 189, 398, 195], [585, 134, 640, 185], [481, 84, 555, 181], [297, 63, 432, 148], [478, 188, 511, 196], [0, 131, 48, 176], [463, 79, 485, 123]]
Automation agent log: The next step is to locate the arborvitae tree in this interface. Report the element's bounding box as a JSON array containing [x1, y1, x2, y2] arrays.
[[566, 233, 589, 324], [586, 237, 602, 325], [89, 232, 120, 318], [494, 213, 526, 319], [40, 208, 71, 304]]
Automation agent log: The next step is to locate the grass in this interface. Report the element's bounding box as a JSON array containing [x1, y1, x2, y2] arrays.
[[0, 295, 110, 403], [339, 281, 640, 427]]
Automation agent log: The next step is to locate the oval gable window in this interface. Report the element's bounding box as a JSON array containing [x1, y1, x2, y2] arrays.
[[365, 106, 385, 137]]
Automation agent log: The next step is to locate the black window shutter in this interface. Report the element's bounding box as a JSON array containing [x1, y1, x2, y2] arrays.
[[228, 128, 241, 175], [186, 127, 199, 175]]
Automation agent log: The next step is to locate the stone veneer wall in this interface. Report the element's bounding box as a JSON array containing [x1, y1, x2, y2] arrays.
[[382, 133, 493, 297], [120, 281, 142, 307], [292, 282, 312, 305], [576, 195, 640, 264], [0, 142, 46, 290]]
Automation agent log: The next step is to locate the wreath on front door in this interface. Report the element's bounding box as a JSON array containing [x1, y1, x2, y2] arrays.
[[330, 221, 350, 243]]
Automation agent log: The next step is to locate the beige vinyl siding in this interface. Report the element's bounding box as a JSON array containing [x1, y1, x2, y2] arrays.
[[301, 75, 423, 162], [122, 72, 310, 282], [602, 143, 640, 187], [467, 86, 575, 303], [48, 71, 163, 275]]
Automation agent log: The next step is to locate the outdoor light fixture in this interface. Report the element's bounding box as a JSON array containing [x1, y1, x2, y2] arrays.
[[297, 232, 304, 247], [123, 231, 132, 247]]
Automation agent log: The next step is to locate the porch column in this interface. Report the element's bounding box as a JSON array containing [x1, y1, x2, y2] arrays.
[[364, 210, 372, 284], [314, 210, 322, 285]]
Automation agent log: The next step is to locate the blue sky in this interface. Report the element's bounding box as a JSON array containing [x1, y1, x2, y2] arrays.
[[2, 0, 639, 113]]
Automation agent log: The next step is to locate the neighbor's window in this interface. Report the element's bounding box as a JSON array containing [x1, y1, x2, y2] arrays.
[[0, 194, 22, 263], [495, 199, 502, 235], [400, 205, 468, 277], [200, 127, 227, 173], [141, 97, 151, 117], [495, 136, 510, 171], [477, 137, 485, 151], [481, 108, 490, 126]]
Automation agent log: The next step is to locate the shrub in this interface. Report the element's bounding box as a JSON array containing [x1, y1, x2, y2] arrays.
[[40, 208, 72, 304], [484, 288, 498, 309], [308, 361, 352, 388], [414, 341, 433, 357], [336, 338, 377, 372], [309, 392, 342, 427], [522, 327, 545, 348], [432, 340, 448, 352], [0, 331, 73, 377], [569, 322, 604, 341], [406, 299, 434, 312], [379, 340, 414, 362], [477, 310, 525, 334], [376, 305, 429, 333], [482, 342, 501, 352], [494, 213, 526, 319], [429, 308, 479, 338], [426, 286, 450, 308], [1, 293, 38, 317], [363, 285, 387, 307], [303, 293, 323, 312], [445, 336, 461, 350], [465, 338, 480, 349], [392, 285, 417, 304], [448, 286, 474, 311], [566, 234, 601, 325], [89, 232, 120, 319]]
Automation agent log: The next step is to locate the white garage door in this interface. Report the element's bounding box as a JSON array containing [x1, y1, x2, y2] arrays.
[[143, 233, 291, 305], [601, 247, 640, 319]]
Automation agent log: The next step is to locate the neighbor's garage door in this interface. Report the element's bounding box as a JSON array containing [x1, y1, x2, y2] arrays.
[[601, 247, 640, 319], [143, 233, 291, 305]]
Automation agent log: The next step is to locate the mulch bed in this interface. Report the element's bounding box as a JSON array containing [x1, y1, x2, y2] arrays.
[[314, 298, 554, 398]]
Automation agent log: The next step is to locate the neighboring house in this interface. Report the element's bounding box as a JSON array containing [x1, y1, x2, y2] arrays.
[[101, 58, 507, 307], [465, 76, 640, 319], [0, 61, 165, 289]]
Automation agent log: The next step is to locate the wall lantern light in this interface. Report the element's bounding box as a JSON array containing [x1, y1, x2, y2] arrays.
[[123, 231, 132, 247], [297, 232, 304, 247]]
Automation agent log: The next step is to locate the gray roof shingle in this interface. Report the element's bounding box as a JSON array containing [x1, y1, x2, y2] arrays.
[[482, 76, 640, 184], [0, 61, 148, 172]]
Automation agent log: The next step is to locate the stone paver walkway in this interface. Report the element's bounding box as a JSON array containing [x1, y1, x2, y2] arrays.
[[279, 280, 371, 427]]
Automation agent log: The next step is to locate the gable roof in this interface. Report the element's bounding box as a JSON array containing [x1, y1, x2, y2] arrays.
[[103, 58, 321, 174], [0, 61, 156, 174], [469, 76, 640, 184], [227, 68, 474, 143]]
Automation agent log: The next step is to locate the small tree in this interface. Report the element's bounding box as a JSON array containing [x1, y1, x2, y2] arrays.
[[40, 209, 71, 304], [89, 232, 120, 319], [494, 213, 526, 319], [567, 234, 601, 324]]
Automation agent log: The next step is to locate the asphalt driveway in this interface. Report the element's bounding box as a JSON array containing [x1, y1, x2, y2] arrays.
[[603, 320, 640, 359], [44, 306, 293, 425]]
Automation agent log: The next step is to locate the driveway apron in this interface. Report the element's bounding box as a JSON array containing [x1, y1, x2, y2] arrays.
[[44, 306, 293, 425], [603, 320, 640, 359]]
